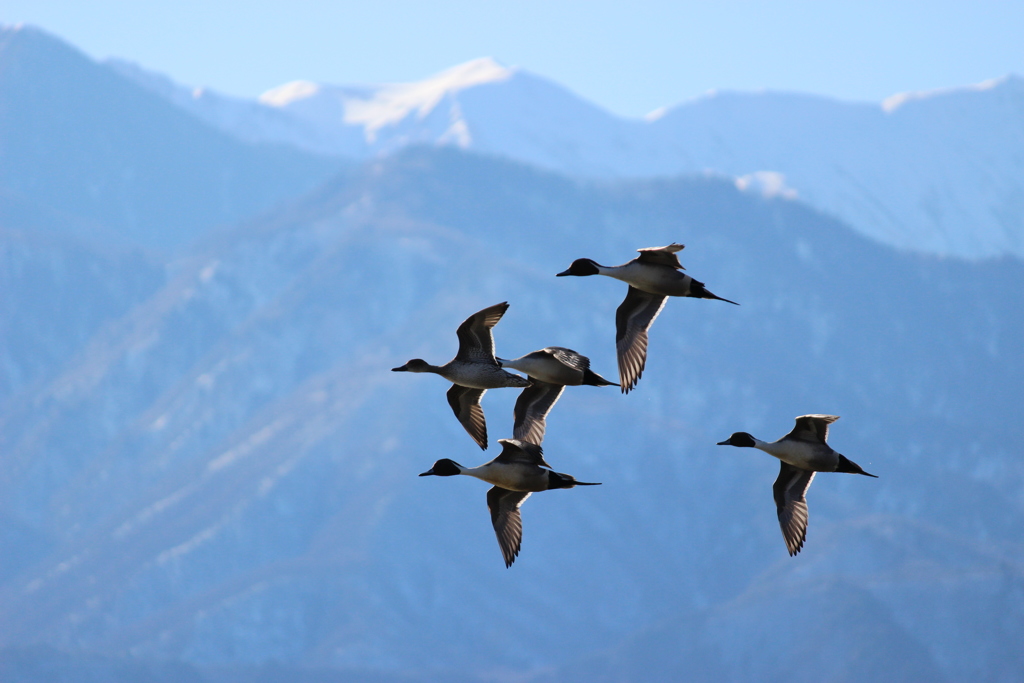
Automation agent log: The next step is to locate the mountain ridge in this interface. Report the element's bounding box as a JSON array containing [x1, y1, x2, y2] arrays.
[[0, 24, 344, 252]]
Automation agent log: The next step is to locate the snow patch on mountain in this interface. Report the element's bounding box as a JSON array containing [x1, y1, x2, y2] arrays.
[[881, 75, 1011, 112], [262, 57, 513, 142], [735, 171, 798, 200], [345, 58, 513, 134]]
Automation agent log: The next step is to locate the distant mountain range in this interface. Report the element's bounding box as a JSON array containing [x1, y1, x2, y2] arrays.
[[109, 45, 1024, 261], [1, 23, 1022, 683]]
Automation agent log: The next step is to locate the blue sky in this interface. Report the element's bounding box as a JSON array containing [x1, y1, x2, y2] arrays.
[[4, 0, 1023, 117]]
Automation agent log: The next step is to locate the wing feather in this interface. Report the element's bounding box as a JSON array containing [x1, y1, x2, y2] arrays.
[[455, 302, 509, 362], [512, 380, 566, 446], [787, 415, 840, 444], [487, 487, 531, 567], [773, 463, 816, 556], [446, 384, 488, 449], [615, 287, 668, 393], [494, 438, 552, 468], [545, 347, 590, 371], [636, 243, 685, 269]]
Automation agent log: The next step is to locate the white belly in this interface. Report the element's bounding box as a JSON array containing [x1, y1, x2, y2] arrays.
[[444, 362, 524, 389], [465, 463, 549, 492], [760, 440, 835, 470]]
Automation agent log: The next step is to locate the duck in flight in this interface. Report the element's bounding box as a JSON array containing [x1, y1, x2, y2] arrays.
[[556, 243, 737, 393], [717, 414, 878, 556], [420, 439, 601, 567], [392, 302, 529, 450], [497, 347, 617, 445]]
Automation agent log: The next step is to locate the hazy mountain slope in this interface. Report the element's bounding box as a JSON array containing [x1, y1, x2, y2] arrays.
[[0, 25, 343, 251], [0, 191, 164, 403], [554, 518, 1023, 682], [105, 58, 369, 159], [0, 645, 207, 683], [0, 149, 1020, 680], [0, 213, 164, 582], [650, 78, 1024, 259]]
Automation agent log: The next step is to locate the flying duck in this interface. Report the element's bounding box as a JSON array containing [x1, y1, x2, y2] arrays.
[[717, 414, 878, 556], [393, 302, 530, 450], [497, 347, 617, 445], [556, 243, 738, 393], [419, 438, 600, 567]]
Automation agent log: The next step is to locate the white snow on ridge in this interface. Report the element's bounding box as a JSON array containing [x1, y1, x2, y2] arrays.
[[259, 80, 323, 107], [264, 59, 515, 151], [344, 58, 513, 134], [735, 171, 798, 200], [881, 75, 1010, 113], [262, 58, 513, 135]]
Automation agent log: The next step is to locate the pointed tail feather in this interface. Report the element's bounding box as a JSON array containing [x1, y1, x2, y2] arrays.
[[836, 454, 878, 477], [709, 292, 740, 305], [691, 279, 739, 305], [582, 368, 618, 387]]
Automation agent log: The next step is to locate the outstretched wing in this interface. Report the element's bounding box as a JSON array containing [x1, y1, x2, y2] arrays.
[[773, 462, 816, 556], [787, 415, 840, 444], [512, 380, 566, 446], [487, 486, 531, 567], [636, 243, 685, 270], [447, 384, 488, 449], [455, 302, 509, 363], [615, 286, 668, 393]]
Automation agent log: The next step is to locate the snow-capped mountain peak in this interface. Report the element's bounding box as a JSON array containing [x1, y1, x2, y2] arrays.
[[259, 57, 514, 136], [342, 57, 514, 132]]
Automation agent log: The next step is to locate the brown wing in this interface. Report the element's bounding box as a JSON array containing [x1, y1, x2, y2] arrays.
[[487, 486, 531, 567], [446, 384, 488, 449], [455, 302, 509, 363], [773, 462, 816, 556], [787, 415, 840, 444], [615, 286, 668, 393], [512, 380, 566, 446], [636, 243, 685, 270]]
